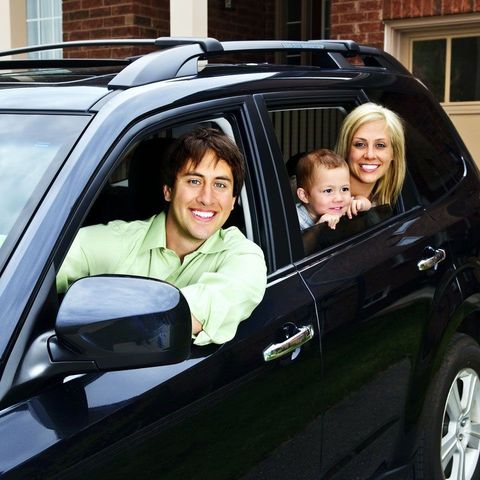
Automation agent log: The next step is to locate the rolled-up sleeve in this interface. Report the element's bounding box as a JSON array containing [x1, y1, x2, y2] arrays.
[[181, 241, 267, 346]]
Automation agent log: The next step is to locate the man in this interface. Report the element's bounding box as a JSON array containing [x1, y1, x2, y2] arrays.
[[57, 127, 267, 346]]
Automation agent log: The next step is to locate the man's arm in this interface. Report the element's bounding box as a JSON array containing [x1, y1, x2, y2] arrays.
[[56, 221, 133, 293], [181, 236, 267, 346]]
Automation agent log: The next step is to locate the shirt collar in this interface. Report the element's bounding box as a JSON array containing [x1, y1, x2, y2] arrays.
[[140, 211, 229, 255]]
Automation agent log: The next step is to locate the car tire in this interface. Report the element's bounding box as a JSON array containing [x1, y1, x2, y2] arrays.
[[415, 334, 480, 480]]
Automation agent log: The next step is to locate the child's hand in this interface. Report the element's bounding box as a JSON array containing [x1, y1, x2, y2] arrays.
[[347, 196, 372, 219], [318, 213, 341, 230]]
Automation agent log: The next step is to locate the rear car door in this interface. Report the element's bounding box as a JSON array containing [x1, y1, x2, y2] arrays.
[[258, 89, 468, 479]]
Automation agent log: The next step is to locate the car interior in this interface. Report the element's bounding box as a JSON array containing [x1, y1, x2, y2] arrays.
[[83, 118, 249, 238]]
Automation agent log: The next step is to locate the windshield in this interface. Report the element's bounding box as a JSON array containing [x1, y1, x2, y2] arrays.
[[0, 113, 90, 250]]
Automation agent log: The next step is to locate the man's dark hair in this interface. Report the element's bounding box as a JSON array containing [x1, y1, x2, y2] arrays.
[[164, 127, 245, 197]]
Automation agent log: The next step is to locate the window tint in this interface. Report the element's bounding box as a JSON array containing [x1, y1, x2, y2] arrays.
[[377, 92, 464, 204]]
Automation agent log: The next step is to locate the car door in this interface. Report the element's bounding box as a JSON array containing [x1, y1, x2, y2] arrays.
[[0, 96, 325, 480], [258, 90, 466, 479]]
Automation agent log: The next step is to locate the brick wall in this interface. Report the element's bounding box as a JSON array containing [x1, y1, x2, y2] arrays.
[[62, 0, 275, 59], [330, 0, 480, 49], [62, 0, 170, 57]]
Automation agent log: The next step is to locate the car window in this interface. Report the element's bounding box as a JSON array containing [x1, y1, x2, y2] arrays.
[[266, 101, 438, 257], [371, 91, 465, 205], [0, 114, 90, 255], [82, 115, 253, 242], [266, 103, 398, 256]]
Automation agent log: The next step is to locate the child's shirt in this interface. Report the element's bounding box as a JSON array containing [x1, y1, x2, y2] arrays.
[[296, 203, 315, 230]]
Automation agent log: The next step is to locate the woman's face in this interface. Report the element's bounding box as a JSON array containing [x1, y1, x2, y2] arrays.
[[347, 120, 394, 190]]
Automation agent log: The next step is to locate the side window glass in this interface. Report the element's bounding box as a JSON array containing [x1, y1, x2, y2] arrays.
[[376, 93, 464, 205]]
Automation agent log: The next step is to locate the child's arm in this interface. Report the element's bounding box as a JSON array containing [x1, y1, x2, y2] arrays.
[[317, 213, 341, 230], [347, 195, 372, 219]]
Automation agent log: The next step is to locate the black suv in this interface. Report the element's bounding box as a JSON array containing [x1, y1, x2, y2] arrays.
[[0, 38, 480, 480]]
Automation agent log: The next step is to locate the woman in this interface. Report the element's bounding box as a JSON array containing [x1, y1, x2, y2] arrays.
[[335, 102, 406, 206]]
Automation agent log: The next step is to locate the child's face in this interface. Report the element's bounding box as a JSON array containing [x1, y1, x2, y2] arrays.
[[300, 165, 351, 218]]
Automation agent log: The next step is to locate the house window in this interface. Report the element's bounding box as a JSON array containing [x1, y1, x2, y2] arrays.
[[411, 34, 480, 104], [276, 0, 331, 64], [26, 0, 62, 59]]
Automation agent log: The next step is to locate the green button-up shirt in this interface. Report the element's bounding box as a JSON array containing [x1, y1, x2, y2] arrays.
[[56, 212, 267, 345]]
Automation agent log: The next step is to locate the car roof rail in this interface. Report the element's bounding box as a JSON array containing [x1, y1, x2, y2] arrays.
[[109, 37, 408, 89], [0, 39, 159, 59], [0, 39, 161, 73]]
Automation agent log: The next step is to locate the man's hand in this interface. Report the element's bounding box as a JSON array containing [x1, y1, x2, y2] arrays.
[[347, 195, 372, 219], [318, 213, 341, 230]]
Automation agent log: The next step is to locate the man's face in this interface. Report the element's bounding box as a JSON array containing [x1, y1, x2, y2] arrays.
[[163, 149, 236, 255]]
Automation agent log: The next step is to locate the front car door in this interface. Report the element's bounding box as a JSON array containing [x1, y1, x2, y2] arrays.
[[0, 93, 325, 479]]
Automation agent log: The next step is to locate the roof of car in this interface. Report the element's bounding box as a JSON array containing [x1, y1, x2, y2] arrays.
[[0, 37, 412, 111]]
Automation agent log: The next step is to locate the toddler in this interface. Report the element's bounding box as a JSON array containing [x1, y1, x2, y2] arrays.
[[296, 149, 371, 230]]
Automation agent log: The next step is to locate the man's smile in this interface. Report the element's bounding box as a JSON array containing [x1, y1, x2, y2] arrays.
[[191, 209, 216, 220]]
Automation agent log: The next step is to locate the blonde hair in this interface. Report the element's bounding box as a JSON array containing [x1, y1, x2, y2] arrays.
[[296, 148, 348, 192], [335, 103, 406, 205]]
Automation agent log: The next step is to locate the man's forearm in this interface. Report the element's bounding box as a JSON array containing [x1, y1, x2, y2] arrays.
[[192, 314, 202, 335]]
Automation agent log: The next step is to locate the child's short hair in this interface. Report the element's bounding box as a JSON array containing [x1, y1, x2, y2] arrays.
[[296, 149, 348, 191]]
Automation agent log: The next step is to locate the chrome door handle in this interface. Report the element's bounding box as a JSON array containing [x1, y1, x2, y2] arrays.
[[263, 325, 314, 362], [417, 248, 446, 271]]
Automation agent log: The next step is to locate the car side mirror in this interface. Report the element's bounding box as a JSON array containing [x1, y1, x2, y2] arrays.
[[9, 275, 192, 405], [52, 275, 192, 369]]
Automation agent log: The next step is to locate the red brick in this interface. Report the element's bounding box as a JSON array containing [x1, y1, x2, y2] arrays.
[[366, 10, 382, 20], [89, 27, 114, 38], [333, 23, 360, 35], [358, 0, 382, 10], [63, 1, 82, 13], [103, 16, 126, 27], [88, 7, 112, 17], [383, 0, 393, 19], [111, 26, 139, 37], [367, 30, 385, 43], [104, 0, 131, 5], [133, 15, 152, 27], [111, 4, 136, 15], [82, 0, 103, 8], [358, 22, 382, 33], [410, 0, 422, 16], [66, 10, 89, 21], [82, 18, 104, 29], [331, 1, 358, 15], [338, 12, 367, 23], [69, 30, 91, 41], [391, 0, 402, 18], [421, 0, 434, 16]]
